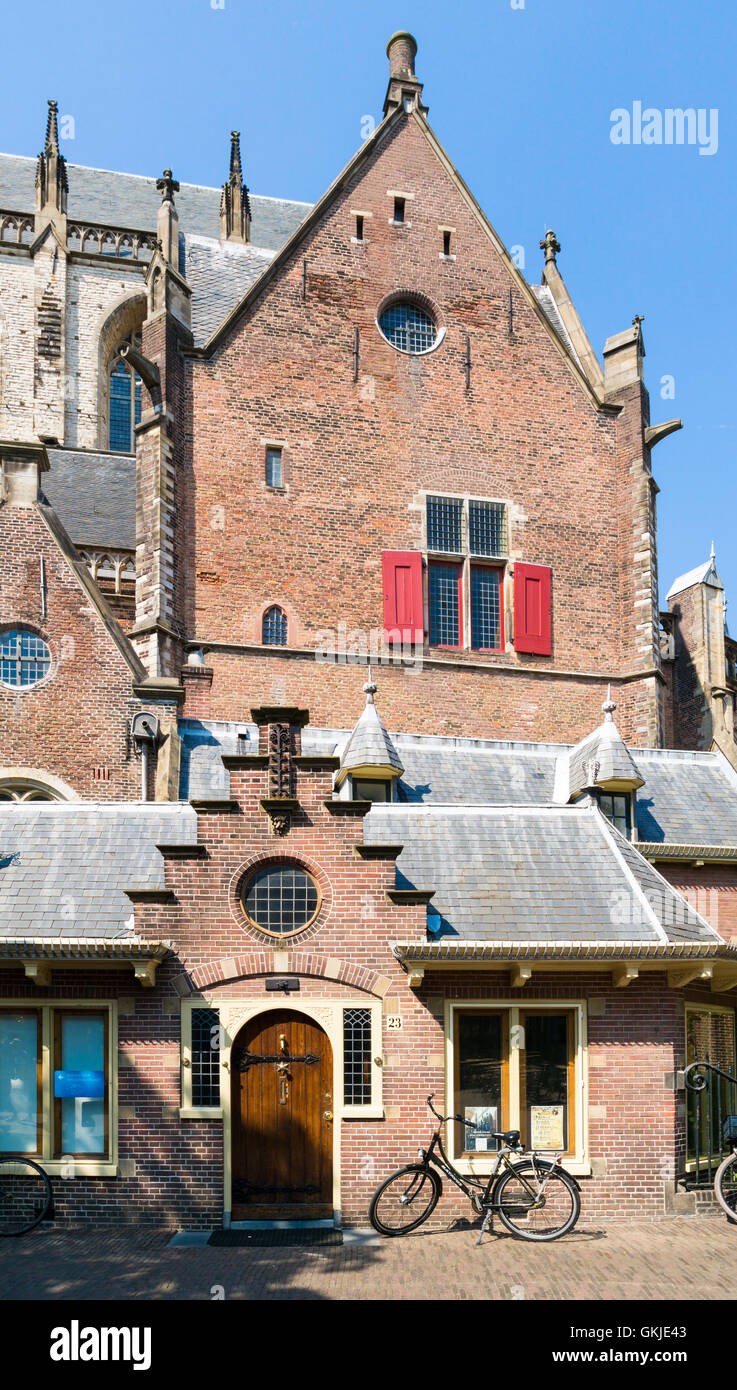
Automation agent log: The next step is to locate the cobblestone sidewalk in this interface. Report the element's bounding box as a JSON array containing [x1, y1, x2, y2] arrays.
[[1, 1216, 737, 1300]]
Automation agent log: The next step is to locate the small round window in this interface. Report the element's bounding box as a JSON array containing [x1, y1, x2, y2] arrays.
[[241, 863, 320, 937], [0, 629, 51, 689], [378, 299, 438, 354]]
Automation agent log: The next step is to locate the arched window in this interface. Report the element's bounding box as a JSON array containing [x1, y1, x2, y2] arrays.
[[0, 781, 60, 802], [262, 605, 288, 646], [0, 629, 51, 689], [108, 333, 142, 453]]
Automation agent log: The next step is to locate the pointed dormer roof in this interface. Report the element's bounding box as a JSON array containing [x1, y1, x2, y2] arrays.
[[337, 676, 404, 786], [566, 692, 645, 800]]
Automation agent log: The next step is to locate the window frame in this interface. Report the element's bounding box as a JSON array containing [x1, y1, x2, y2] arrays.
[[265, 446, 283, 489], [424, 493, 509, 655], [445, 1000, 588, 1174], [0, 1001, 117, 1176], [261, 604, 288, 647], [53, 1009, 109, 1159], [428, 559, 464, 649], [239, 860, 322, 940], [180, 1000, 223, 1120], [0, 628, 52, 691]]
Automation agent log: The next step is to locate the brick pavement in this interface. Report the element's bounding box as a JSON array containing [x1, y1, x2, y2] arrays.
[[1, 1216, 737, 1301]]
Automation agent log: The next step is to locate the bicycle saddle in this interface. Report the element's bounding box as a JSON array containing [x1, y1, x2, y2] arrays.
[[493, 1130, 521, 1145]]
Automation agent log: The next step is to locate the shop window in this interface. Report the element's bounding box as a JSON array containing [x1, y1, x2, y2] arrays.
[[0, 1004, 114, 1169], [0, 1011, 41, 1154], [454, 1011, 508, 1155], [686, 1005, 737, 1164], [343, 1008, 372, 1105], [452, 1006, 579, 1160], [54, 1012, 108, 1156]]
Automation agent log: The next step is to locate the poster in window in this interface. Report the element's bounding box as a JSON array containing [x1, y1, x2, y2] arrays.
[[530, 1104, 565, 1150], [464, 1106, 498, 1151]]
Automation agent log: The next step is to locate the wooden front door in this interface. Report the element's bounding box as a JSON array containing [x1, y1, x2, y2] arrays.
[[231, 1010, 334, 1221]]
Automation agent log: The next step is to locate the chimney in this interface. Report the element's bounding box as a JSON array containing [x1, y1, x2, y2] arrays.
[[383, 31, 427, 118]]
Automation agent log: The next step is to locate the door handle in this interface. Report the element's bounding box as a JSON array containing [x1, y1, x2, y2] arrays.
[[323, 1111, 333, 1122]]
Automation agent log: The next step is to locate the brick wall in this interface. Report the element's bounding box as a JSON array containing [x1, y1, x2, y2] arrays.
[[171, 113, 661, 748]]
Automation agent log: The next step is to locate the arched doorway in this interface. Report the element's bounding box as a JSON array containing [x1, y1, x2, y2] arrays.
[[231, 1009, 334, 1221]]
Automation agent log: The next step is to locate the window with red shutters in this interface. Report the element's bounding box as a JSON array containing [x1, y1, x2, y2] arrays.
[[381, 551, 424, 644], [513, 563, 552, 655]]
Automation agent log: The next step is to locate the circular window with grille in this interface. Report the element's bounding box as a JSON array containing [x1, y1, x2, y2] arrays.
[[0, 629, 52, 690], [240, 862, 321, 938], [377, 296, 443, 355]]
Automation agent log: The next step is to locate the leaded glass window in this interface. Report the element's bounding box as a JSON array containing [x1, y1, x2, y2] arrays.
[[242, 863, 319, 936], [378, 300, 437, 354], [108, 336, 142, 453], [262, 605, 287, 646], [427, 495, 463, 553], [0, 630, 51, 688], [191, 1008, 220, 1108], [428, 562, 461, 647], [343, 1008, 371, 1105], [470, 567, 502, 650], [468, 499, 506, 557]]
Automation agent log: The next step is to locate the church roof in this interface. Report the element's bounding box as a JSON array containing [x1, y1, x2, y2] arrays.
[[42, 448, 136, 550], [0, 153, 310, 252]]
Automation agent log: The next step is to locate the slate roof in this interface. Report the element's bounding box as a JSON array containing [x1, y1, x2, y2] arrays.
[[0, 153, 311, 252], [0, 803, 197, 938], [363, 804, 718, 944], [184, 235, 274, 347], [179, 720, 737, 849], [42, 449, 136, 550]]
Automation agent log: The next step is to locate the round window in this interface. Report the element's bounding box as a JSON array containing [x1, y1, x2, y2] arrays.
[[241, 863, 320, 937], [0, 629, 51, 689], [378, 299, 438, 354]]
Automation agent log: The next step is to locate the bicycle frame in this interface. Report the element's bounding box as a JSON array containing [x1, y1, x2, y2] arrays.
[[419, 1124, 544, 1209]]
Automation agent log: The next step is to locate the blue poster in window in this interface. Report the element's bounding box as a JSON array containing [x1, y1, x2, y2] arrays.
[[54, 1069, 105, 1099]]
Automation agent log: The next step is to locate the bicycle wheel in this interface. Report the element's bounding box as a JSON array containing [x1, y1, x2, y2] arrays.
[[0, 1156, 53, 1236], [714, 1151, 737, 1222], [493, 1161, 580, 1242], [369, 1164, 441, 1236]]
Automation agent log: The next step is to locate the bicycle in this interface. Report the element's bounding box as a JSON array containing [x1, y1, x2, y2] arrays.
[[0, 1155, 53, 1236], [369, 1095, 581, 1244]]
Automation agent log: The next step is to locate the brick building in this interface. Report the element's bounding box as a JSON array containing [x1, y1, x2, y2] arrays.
[[1, 33, 736, 1229]]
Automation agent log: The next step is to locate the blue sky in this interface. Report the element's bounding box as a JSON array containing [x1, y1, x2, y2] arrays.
[[2, 0, 734, 604]]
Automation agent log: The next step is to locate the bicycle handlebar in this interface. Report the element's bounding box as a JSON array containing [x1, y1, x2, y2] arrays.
[[426, 1093, 476, 1127]]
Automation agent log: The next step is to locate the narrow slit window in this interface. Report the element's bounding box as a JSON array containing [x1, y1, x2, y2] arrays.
[[443, 230, 451, 256], [191, 1008, 221, 1108], [355, 215, 364, 241], [343, 1008, 371, 1105], [265, 447, 283, 488], [393, 197, 405, 224]]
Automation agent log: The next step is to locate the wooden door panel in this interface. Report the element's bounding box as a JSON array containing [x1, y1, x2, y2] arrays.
[[231, 1010, 333, 1221]]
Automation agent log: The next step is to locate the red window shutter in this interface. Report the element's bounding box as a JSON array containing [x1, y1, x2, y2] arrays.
[[514, 563, 552, 655], [382, 551, 424, 643]]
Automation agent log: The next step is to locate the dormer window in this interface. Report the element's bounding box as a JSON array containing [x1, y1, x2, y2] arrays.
[[596, 791, 633, 839], [352, 777, 392, 803]]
